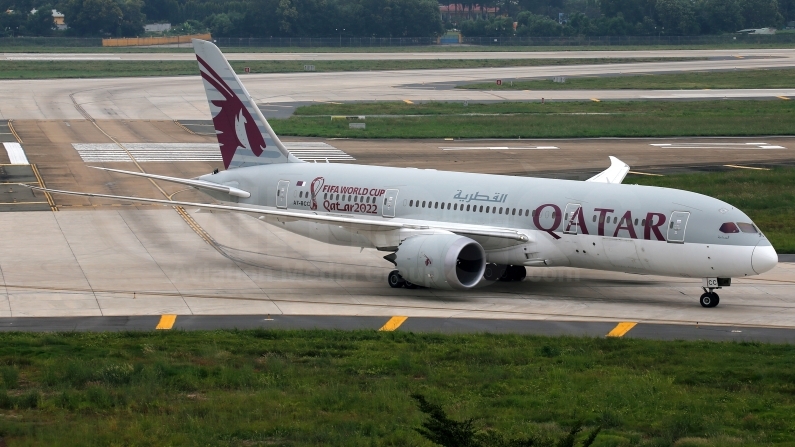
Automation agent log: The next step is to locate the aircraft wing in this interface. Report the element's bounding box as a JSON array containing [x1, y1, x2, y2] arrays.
[[586, 156, 630, 184], [20, 185, 529, 243]]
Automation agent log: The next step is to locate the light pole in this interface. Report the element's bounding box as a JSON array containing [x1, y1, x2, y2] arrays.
[[335, 28, 345, 46]]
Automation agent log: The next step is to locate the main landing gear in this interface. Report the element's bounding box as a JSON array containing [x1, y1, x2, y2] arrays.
[[388, 270, 418, 289], [484, 263, 526, 282]]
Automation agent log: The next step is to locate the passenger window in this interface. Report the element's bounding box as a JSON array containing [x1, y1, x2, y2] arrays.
[[525, 210, 529, 216], [454, 203, 457, 210], [512, 209, 516, 215], [593, 215, 597, 222], [422, 201, 426, 208], [447, 203, 451, 210], [737, 222, 758, 233], [409, 200, 413, 206], [435, 202, 438, 209], [499, 207, 503, 214], [467, 205, 470, 211], [641, 219, 646, 226], [479, 206, 483, 212], [613, 216, 617, 224], [634, 218, 638, 225], [486, 206, 490, 213], [719, 222, 740, 233]]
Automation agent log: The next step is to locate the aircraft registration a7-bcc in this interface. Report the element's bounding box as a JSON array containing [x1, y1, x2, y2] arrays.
[[28, 39, 778, 308]]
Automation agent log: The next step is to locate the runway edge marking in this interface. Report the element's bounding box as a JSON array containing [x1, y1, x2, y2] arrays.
[[606, 322, 637, 338], [379, 316, 408, 332], [156, 315, 177, 330]]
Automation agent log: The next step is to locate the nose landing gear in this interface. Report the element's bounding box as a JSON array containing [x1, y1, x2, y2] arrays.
[[699, 278, 730, 308], [699, 289, 720, 308]]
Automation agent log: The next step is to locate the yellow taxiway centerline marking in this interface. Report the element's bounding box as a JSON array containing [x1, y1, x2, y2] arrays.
[[724, 164, 770, 171], [590, 98, 601, 102], [777, 96, 790, 100], [156, 314, 177, 330], [607, 322, 637, 337], [628, 171, 664, 176], [403, 99, 414, 104], [379, 316, 408, 332]]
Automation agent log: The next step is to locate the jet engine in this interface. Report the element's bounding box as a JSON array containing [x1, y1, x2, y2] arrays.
[[395, 234, 486, 290]]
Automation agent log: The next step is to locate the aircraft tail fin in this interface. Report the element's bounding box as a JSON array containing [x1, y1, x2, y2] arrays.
[[192, 38, 300, 169]]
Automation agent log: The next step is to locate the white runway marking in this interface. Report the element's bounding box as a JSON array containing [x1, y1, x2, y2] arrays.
[[3, 142, 29, 165], [71, 142, 354, 163], [650, 142, 786, 150], [440, 146, 559, 151]]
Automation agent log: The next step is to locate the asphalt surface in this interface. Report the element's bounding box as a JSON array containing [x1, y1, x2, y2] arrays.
[[2, 50, 795, 119], [3, 315, 795, 343]]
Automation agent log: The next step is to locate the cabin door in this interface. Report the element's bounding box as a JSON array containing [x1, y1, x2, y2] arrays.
[[667, 211, 690, 243], [276, 180, 289, 209], [382, 189, 399, 217]]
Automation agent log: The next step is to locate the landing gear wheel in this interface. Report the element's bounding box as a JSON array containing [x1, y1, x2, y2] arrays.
[[404, 280, 419, 289], [388, 270, 405, 288], [699, 292, 720, 308], [484, 263, 507, 281], [500, 265, 527, 282]]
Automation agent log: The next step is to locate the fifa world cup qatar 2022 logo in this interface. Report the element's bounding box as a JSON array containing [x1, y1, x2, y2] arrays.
[[310, 177, 325, 210]]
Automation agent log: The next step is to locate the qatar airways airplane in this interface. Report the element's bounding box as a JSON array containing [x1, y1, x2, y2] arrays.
[[27, 39, 778, 308]]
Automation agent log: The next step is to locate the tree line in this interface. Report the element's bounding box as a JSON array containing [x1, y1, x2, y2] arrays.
[[0, 0, 792, 38], [459, 0, 794, 37], [0, 0, 443, 37]]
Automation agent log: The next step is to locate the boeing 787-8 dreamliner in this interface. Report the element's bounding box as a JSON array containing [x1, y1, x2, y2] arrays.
[[26, 39, 778, 308]]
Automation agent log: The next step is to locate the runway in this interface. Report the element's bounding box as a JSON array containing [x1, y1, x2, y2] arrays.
[[0, 118, 792, 339], [4, 48, 794, 61], [0, 44, 793, 337], [1, 53, 795, 119]]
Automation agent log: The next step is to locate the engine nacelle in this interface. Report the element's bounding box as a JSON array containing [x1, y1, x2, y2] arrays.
[[395, 234, 486, 290]]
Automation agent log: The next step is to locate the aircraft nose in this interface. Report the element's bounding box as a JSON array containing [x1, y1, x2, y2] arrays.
[[752, 241, 778, 274]]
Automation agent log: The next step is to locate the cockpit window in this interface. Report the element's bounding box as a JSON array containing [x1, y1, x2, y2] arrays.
[[737, 222, 758, 233], [719, 222, 740, 233]]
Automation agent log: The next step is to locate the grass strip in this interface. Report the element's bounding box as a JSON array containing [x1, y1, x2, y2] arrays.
[[458, 68, 795, 90], [628, 167, 795, 253], [0, 43, 794, 53], [274, 100, 795, 138], [0, 329, 793, 446], [0, 58, 695, 79]]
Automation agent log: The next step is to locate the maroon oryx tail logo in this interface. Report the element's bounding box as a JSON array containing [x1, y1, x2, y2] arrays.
[[310, 176, 325, 210], [197, 55, 266, 169], [423, 254, 432, 266]]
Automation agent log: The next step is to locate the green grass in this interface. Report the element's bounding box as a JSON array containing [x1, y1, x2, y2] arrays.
[[0, 58, 697, 79], [274, 100, 795, 139], [0, 42, 794, 53], [628, 167, 795, 253], [0, 330, 794, 446], [458, 68, 795, 90]]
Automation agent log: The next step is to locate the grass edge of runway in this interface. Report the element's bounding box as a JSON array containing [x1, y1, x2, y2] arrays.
[[0, 43, 794, 53], [0, 329, 793, 446], [458, 67, 795, 90], [275, 99, 795, 140]]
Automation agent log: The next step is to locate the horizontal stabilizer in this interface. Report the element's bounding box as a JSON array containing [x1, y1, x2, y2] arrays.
[[586, 156, 630, 184], [90, 166, 251, 198]]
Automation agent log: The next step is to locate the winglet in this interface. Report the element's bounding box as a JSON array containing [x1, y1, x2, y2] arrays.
[[586, 156, 630, 184]]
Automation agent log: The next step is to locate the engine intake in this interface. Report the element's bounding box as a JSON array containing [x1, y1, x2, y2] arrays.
[[395, 234, 486, 290]]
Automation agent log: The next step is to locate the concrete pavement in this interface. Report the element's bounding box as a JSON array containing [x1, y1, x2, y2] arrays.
[[2, 54, 795, 120]]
